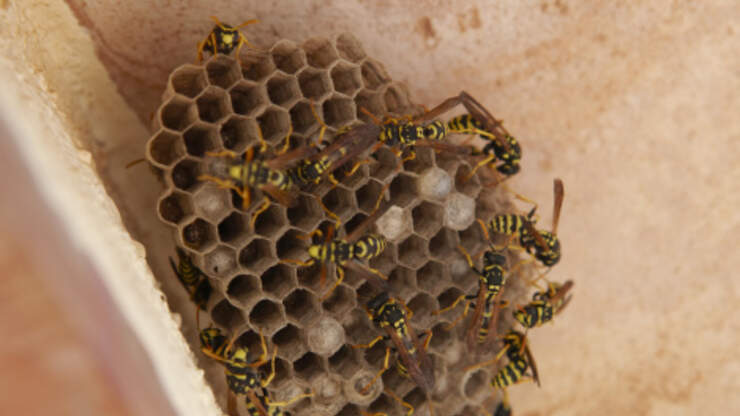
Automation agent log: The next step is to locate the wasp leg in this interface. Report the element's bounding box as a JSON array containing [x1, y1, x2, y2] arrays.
[[361, 346, 391, 394], [321, 265, 345, 301], [351, 334, 385, 350], [248, 331, 270, 368], [464, 345, 510, 372], [259, 344, 279, 388], [385, 387, 414, 416], [265, 391, 313, 407], [250, 196, 272, 229]]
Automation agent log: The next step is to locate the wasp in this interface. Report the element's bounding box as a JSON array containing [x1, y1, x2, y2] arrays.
[[170, 247, 212, 326], [433, 220, 509, 351], [197, 16, 260, 63], [467, 329, 540, 397], [416, 91, 522, 182], [199, 326, 281, 416], [513, 280, 574, 329], [199, 125, 318, 227], [353, 292, 435, 415], [282, 197, 388, 300], [492, 390, 512, 416], [484, 178, 564, 269]]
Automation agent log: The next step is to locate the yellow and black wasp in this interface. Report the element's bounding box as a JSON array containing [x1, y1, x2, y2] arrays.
[[491, 390, 512, 416], [197, 16, 259, 63], [513, 280, 574, 329], [170, 247, 212, 325], [433, 220, 510, 351], [484, 178, 564, 268], [281, 198, 388, 300], [467, 329, 540, 397], [199, 326, 280, 416], [353, 292, 435, 416], [199, 125, 317, 227], [417, 91, 522, 183]]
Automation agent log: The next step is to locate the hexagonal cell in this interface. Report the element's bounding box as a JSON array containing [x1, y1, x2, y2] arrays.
[[458, 221, 486, 254], [463, 369, 489, 400], [298, 68, 331, 101], [389, 173, 418, 208], [205, 56, 242, 89], [322, 95, 356, 129], [322, 186, 355, 223], [239, 238, 274, 274], [170, 65, 208, 98], [196, 87, 231, 123], [322, 284, 355, 316], [304, 38, 339, 69], [293, 352, 325, 383], [286, 193, 323, 231], [256, 107, 291, 144], [254, 203, 287, 238], [265, 356, 293, 388], [261, 264, 295, 299], [272, 324, 305, 361], [419, 166, 453, 201], [454, 163, 483, 198], [307, 316, 346, 356], [445, 193, 476, 231], [272, 40, 307, 74], [203, 245, 237, 277], [417, 260, 447, 295], [242, 55, 276, 82], [171, 158, 201, 192], [220, 116, 256, 153], [397, 235, 428, 270], [331, 62, 362, 96], [407, 293, 438, 328], [229, 81, 267, 116], [329, 344, 361, 376], [183, 123, 218, 157], [191, 185, 231, 223], [158, 191, 193, 225], [355, 179, 386, 214], [160, 96, 197, 131], [248, 299, 284, 333], [436, 287, 465, 317], [284, 288, 320, 325], [182, 218, 216, 251], [337, 404, 361, 416], [288, 101, 319, 136], [276, 228, 309, 263], [429, 228, 459, 261], [388, 266, 417, 297], [375, 206, 413, 243], [369, 146, 400, 182], [383, 84, 409, 114], [226, 274, 261, 307], [148, 130, 185, 167], [367, 393, 398, 416], [354, 90, 385, 123], [403, 388, 430, 415], [211, 299, 245, 331], [335, 33, 366, 63], [403, 145, 435, 174], [412, 201, 444, 239], [295, 259, 324, 291], [361, 59, 390, 90], [267, 74, 301, 107]]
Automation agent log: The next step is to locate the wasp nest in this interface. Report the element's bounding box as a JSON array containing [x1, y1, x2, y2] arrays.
[[146, 33, 531, 416]]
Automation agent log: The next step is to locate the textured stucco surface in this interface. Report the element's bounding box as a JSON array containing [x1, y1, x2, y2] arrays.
[[2, 1, 739, 415]]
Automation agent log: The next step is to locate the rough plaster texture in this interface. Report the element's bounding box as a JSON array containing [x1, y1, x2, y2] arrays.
[[1, 1, 739, 415]]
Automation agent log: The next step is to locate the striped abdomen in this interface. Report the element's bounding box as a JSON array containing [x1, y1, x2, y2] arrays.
[[351, 235, 386, 261], [513, 301, 553, 328], [489, 214, 527, 236], [491, 356, 529, 389]]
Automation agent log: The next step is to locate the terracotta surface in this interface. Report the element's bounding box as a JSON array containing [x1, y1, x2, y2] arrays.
[[2, 1, 739, 415]]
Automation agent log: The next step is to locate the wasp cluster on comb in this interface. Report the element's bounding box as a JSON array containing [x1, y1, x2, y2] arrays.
[[146, 32, 548, 416]]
